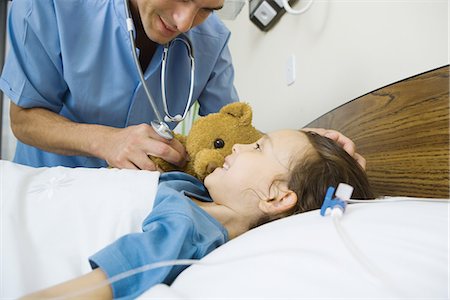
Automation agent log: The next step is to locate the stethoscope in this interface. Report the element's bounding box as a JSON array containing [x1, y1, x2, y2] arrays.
[[123, 0, 195, 140]]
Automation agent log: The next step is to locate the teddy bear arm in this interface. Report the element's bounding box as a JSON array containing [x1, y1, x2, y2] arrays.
[[148, 133, 187, 172]]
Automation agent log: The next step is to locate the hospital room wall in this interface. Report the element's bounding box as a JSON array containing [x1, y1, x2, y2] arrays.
[[222, 0, 449, 132], [0, 1, 448, 160]]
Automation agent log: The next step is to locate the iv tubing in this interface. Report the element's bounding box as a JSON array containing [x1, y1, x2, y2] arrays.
[[51, 249, 308, 300], [51, 197, 446, 299], [346, 197, 449, 203], [330, 207, 413, 297], [331, 208, 385, 279]]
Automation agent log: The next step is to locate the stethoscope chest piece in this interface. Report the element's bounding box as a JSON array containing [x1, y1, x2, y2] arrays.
[[151, 121, 174, 140]]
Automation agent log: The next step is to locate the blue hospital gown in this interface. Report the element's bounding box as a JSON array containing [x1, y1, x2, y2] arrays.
[[89, 172, 228, 299], [0, 0, 238, 168]]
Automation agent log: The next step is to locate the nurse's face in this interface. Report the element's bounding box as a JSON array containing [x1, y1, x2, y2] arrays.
[[134, 0, 224, 44]]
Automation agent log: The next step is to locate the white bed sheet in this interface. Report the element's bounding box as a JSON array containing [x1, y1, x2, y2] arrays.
[[142, 199, 450, 299], [1, 160, 449, 299], [1, 160, 160, 298]]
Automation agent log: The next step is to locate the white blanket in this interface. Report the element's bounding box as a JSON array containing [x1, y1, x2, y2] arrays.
[[1, 160, 160, 298], [142, 200, 450, 299], [1, 160, 449, 299]]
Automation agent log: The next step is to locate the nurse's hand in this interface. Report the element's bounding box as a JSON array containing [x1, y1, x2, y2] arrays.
[[302, 128, 366, 170], [101, 124, 188, 171]]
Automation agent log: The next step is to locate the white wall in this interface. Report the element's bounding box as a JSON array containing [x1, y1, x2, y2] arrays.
[[1, 0, 448, 160], [223, 0, 449, 132]]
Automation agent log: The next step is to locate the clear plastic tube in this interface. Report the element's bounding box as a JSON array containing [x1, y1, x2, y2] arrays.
[[330, 208, 413, 298], [347, 197, 449, 203], [52, 249, 309, 299], [56, 196, 446, 299]]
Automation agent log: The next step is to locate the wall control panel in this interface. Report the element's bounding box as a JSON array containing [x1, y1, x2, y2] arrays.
[[249, 0, 298, 31]]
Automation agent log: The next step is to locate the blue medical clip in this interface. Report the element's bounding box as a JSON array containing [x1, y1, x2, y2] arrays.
[[320, 186, 347, 216]]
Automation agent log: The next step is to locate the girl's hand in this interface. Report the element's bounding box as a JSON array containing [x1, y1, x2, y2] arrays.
[[302, 128, 366, 170]]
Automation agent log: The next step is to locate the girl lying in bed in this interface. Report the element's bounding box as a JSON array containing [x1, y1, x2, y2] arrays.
[[22, 129, 374, 299]]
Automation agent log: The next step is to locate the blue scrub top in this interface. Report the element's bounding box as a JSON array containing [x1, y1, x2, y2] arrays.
[[89, 172, 228, 299], [0, 0, 238, 168]]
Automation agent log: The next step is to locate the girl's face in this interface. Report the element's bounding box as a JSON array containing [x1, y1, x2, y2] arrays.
[[204, 130, 312, 215], [134, 0, 224, 44]]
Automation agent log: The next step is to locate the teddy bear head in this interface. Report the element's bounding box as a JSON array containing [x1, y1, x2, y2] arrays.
[[184, 102, 262, 181], [152, 102, 262, 181]]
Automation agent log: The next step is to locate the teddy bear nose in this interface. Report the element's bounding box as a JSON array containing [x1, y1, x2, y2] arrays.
[[214, 138, 225, 149]]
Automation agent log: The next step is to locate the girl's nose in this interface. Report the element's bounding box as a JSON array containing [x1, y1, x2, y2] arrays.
[[232, 144, 245, 153], [173, 3, 197, 32]]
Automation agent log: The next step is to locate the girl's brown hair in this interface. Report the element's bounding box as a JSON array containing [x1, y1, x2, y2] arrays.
[[287, 131, 374, 215]]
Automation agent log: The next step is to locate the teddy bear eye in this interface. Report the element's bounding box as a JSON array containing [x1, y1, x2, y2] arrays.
[[214, 138, 225, 149]]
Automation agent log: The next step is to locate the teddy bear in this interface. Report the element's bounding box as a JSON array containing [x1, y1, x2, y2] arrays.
[[152, 102, 262, 181]]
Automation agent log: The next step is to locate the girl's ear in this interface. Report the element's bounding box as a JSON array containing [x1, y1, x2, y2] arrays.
[[259, 190, 298, 215]]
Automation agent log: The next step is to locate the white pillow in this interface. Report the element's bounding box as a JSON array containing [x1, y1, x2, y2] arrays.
[[1, 160, 160, 298], [142, 199, 449, 299]]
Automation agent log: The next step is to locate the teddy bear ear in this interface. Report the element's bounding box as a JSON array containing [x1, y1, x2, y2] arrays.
[[219, 102, 253, 126]]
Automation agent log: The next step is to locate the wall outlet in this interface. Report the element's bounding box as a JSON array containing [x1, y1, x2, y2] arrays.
[[286, 54, 296, 86]]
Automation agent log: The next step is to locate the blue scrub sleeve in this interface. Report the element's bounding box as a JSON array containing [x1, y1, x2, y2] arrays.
[[0, 0, 67, 112], [89, 214, 197, 299], [197, 35, 239, 116]]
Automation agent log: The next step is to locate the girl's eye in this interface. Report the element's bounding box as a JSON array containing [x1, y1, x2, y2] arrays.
[[254, 143, 261, 150]]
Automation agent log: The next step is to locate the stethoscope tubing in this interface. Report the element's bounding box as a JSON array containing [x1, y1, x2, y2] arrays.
[[123, 0, 196, 140], [161, 38, 195, 123], [126, 28, 165, 124]]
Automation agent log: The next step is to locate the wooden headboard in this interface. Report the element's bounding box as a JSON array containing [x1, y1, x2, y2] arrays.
[[306, 65, 449, 198]]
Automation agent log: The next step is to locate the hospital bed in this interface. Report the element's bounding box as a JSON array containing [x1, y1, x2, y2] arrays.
[[1, 65, 449, 299]]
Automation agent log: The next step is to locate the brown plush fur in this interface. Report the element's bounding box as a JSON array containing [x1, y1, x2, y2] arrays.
[[152, 102, 262, 181]]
